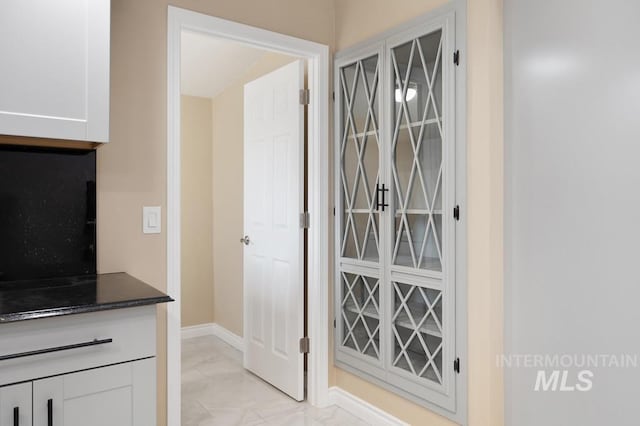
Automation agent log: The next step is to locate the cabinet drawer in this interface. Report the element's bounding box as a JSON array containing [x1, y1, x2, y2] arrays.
[[0, 306, 156, 386]]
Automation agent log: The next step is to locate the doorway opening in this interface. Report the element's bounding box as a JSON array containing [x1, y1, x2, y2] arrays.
[[167, 7, 329, 426]]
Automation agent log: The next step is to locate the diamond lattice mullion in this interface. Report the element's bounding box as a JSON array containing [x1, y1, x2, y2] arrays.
[[362, 324, 381, 358], [345, 62, 375, 260], [341, 310, 360, 351], [391, 283, 422, 365], [426, 37, 445, 139], [340, 274, 360, 349], [341, 63, 364, 260], [339, 68, 355, 159], [425, 167, 444, 265], [364, 278, 381, 314], [353, 58, 381, 260], [394, 46, 436, 268], [399, 87, 431, 221], [339, 68, 356, 259], [358, 58, 381, 148], [339, 165, 354, 257], [340, 272, 356, 307], [354, 135, 377, 259], [357, 284, 380, 358], [419, 341, 443, 383], [414, 288, 443, 383], [415, 33, 436, 129], [423, 289, 444, 334], [417, 214, 439, 269], [390, 51, 408, 213], [341, 274, 363, 352], [391, 324, 419, 375]]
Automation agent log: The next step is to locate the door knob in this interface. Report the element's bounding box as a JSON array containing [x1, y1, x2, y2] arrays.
[[240, 235, 250, 245]]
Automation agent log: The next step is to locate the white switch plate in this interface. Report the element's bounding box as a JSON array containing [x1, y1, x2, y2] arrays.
[[143, 206, 161, 234]]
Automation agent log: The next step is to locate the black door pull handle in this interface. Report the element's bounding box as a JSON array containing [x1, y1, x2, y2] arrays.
[[375, 183, 389, 212], [13, 406, 18, 426], [47, 399, 53, 426]]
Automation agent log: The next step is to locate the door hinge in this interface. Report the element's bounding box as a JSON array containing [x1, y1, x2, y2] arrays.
[[300, 89, 310, 105], [453, 205, 460, 221], [300, 212, 310, 229], [332, 91, 335, 102], [454, 357, 460, 374], [299, 336, 310, 353], [333, 319, 336, 328], [453, 50, 460, 66]]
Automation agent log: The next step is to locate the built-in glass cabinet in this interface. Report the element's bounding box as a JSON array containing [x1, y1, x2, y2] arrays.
[[334, 1, 465, 422]]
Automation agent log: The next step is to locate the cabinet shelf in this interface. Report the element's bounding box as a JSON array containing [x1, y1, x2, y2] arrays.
[[393, 255, 442, 271], [393, 311, 441, 338], [394, 347, 442, 383], [344, 300, 379, 320], [347, 118, 442, 140], [394, 209, 443, 215], [345, 209, 376, 213]]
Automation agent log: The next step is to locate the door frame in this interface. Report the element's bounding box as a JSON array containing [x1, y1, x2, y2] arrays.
[[166, 7, 330, 426]]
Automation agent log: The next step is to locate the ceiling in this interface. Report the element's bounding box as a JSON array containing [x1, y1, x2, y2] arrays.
[[180, 31, 267, 99]]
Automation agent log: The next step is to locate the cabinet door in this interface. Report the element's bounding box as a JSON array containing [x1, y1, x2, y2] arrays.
[[0, 383, 32, 426], [335, 44, 386, 373], [385, 11, 458, 413], [0, 0, 110, 142], [33, 359, 155, 426]]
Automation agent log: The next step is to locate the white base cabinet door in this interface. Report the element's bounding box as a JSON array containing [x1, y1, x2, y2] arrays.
[[0, 383, 32, 426], [33, 359, 155, 426]]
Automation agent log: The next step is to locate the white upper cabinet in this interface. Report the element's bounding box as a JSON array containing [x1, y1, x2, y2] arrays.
[[0, 0, 110, 142]]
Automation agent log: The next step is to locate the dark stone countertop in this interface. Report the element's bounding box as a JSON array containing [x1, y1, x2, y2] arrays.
[[0, 273, 173, 323]]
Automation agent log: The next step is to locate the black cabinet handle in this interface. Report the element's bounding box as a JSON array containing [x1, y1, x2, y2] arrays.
[[13, 406, 18, 426], [0, 338, 112, 362], [47, 399, 53, 426]]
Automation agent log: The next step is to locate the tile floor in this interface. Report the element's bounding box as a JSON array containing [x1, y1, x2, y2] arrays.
[[182, 335, 370, 426]]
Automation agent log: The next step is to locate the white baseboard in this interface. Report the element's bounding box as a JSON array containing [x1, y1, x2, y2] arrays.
[[181, 323, 215, 340], [210, 323, 244, 351], [327, 386, 408, 426], [181, 323, 244, 352]]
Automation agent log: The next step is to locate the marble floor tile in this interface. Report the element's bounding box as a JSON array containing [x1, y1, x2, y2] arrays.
[[181, 335, 369, 426]]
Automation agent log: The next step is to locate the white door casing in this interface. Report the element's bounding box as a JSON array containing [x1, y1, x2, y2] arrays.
[[243, 60, 305, 401]]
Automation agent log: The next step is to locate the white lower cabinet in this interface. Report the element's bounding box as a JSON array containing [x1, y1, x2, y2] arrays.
[[32, 359, 155, 426], [0, 306, 158, 426], [0, 382, 32, 426]]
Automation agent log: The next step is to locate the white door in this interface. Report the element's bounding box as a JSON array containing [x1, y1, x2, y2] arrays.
[[243, 60, 305, 401]]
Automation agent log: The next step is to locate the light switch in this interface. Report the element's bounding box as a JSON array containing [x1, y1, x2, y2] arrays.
[[143, 206, 161, 234]]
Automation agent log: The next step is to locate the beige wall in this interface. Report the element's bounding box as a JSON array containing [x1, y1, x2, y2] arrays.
[[180, 95, 214, 327], [332, 0, 504, 425], [18, 0, 503, 424], [98, 1, 335, 425], [211, 52, 300, 337]]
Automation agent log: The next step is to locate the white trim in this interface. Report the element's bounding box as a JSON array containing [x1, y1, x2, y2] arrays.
[[210, 324, 244, 351], [167, 7, 330, 425], [181, 323, 215, 340], [181, 323, 245, 352], [327, 387, 409, 426]]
